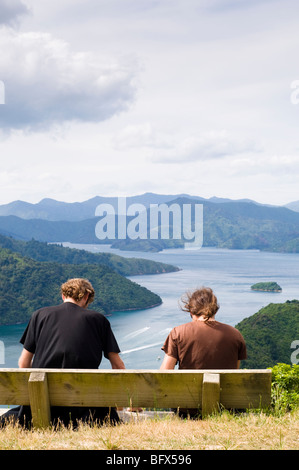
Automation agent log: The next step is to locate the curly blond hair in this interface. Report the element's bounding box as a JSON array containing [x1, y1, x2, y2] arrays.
[[61, 278, 95, 305]]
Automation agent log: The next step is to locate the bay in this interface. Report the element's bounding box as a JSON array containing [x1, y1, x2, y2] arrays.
[[1, 245, 299, 370]]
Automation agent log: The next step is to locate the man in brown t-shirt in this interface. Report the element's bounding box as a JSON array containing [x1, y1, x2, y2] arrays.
[[160, 287, 247, 370]]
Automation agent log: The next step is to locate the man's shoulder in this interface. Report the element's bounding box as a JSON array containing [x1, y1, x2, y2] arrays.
[[28, 304, 60, 323], [215, 321, 240, 331], [83, 307, 109, 322], [32, 304, 62, 316], [214, 321, 245, 338], [171, 322, 193, 334]]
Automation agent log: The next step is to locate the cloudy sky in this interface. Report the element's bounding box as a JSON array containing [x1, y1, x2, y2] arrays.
[[0, 0, 299, 206]]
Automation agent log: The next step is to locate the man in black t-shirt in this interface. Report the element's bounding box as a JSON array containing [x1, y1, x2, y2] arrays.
[[16, 278, 125, 428]]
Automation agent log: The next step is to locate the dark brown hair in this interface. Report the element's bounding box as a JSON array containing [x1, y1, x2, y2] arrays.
[[180, 287, 219, 321]]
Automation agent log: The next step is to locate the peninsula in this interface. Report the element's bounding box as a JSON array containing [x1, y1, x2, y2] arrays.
[[0, 235, 180, 325]]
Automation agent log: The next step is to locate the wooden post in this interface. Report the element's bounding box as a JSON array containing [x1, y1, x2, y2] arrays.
[[28, 372, 51, 428], [202, 373, 220, 418]]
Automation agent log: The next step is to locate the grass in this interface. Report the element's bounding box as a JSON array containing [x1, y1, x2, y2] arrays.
[[0, 408, 298, 450]]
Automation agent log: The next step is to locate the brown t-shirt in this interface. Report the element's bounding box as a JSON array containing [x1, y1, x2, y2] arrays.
[[162, 320, 247, 369]]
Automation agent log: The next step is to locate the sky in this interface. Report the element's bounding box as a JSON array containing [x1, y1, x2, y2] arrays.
[[0, 0, 299, 206]]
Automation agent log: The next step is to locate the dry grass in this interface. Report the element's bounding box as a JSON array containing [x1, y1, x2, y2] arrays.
[[0, 409, 298, 450]]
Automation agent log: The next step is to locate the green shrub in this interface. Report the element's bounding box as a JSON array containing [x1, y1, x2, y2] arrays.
[[270, 363, 299, 413]]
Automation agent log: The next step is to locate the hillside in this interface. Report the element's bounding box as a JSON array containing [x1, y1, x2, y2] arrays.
[[285, 200, 299, 212], [0, 247, 162, 325], [0, 234, 179, 276], [235, 300, 299, 368], [1, 194, 299, 252]]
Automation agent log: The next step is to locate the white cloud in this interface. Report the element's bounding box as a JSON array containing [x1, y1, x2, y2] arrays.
[[201, 0, 281, 13], [113, 123, 172, 150], [0, 27, 138, 130], [150, 131, 262, 163]]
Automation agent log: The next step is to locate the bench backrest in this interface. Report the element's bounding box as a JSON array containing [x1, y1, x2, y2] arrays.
[[0, 368, 272, 428]]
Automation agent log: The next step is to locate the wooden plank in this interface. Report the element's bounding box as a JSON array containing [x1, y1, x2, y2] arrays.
[[202, 373, 220, 418], [219, 370, 272, 409], [45, 370, 203, 409], [0, 369, 31, 405], [28, 372, 51, 428]]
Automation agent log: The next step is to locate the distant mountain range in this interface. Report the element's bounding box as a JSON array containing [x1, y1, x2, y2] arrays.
[[1, 193, 299, 252], [0, 192, 282, 221], [0, 194, 192, 221]]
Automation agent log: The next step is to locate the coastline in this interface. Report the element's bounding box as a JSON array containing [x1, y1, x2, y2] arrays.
[[251, 288, 282, 292], [108, 301, 163, 316]]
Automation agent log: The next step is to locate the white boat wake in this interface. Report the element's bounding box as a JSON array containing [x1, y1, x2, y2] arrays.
[[123, 327, 150, 340], [121, 342, 162, 355]]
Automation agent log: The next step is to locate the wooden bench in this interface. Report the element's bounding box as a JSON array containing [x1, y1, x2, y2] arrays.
[[0, 368, 272, 428]]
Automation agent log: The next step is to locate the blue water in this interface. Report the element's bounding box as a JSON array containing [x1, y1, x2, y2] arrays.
[[1, 246, 299, 370]]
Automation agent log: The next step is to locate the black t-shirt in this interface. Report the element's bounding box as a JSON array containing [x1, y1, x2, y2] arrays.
[[20, 302, 121, 369]]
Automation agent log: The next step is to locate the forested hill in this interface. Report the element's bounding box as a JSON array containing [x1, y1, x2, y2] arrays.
[[0, 246, 162, 325], [0, 234, 179, 276], [235, 300, 299, 368]]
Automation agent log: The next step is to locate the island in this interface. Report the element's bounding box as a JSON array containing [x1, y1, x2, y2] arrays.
[[251, 282, 282, 292]]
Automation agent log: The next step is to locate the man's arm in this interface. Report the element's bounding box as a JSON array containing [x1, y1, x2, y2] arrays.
[[107, 352, 125, 369], [160, 354, 177, 370], [18, 348, 34, 368]]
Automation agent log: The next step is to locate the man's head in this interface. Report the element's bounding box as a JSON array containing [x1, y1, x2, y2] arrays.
[[61, 278, 95, 307], [181, 286, 219, 321]]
